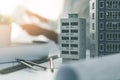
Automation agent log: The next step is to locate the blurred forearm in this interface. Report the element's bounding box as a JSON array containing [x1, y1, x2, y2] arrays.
[[21, 24, 58, 43], [42, 29, 58, 43]]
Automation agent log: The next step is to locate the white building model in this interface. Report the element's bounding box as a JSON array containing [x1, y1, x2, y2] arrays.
[[60, 14, 86, 61]]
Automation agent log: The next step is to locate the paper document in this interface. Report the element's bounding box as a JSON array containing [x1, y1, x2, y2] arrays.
[[56, 54, 120, 80]]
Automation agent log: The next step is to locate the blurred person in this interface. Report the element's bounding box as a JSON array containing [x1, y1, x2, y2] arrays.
[[18, 0, 89, 44], [20, 10, 58, 43]]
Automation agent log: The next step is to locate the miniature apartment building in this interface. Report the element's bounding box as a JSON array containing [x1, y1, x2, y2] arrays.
[[60, 13, 86, 60]]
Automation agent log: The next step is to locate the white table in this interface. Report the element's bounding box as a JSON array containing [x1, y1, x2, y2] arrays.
[[0, 42, 62, 80], [0, 58, 62, 80]]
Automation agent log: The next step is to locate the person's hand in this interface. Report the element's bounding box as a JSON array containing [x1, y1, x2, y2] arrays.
[[20, 24, 58, 43], [21, 24, 44, 36]]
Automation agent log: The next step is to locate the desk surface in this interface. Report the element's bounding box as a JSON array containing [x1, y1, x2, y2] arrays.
[[0, 58, 62, 80], [0, 42, 62, 80]]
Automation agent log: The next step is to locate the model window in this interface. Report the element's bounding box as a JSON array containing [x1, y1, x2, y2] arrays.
[[71, 30, 78, 33], [109, 12, 112, 19], [71, 44, 78, 47], [113, 33, 117, 41], [119, 44, 120, 51], [62, 44, 69, 47], [119, 1, 120, 8], [92, 33, 95, 40], [118, 12, 120, 19], [99, 44, 104, 51], [106, 1, 110, 8], [106, 33, 113, 41], [92, 23, 95, 30], [62, 51, 69, 54], [116, 12, 119, 19], [119, 23, 120, 30], [99, 33, 104, 41], [106, 12, 109, 19], [71, 51, 78, 55], [113, 44, 116, 51], [113, 1, 115, 8], [62, 22, 69, 26], [99, 22, 104, 30], [119, 34, 120, 40], [106, 44, 110, 52], [99, 1, 104, 8], [106, 33, 111, 41], [112, 23, 117, 30], [99, 12, 104, 19], [71, 37, 78, 40], [109, 22, 112, 30], [113, 34, 115, 40], [106, 22, 109, 30], [92, 13, 95, 19], [115, 1, 118, 8], [71, 22, 78, 26], [113, 1, 117, 8], [110, 1, 112, 8], [69, 14, 78, 18], [92, 2, 95, 9], [106, 12, 113, 19], [106, 44, 113, 52], [62, 37, 69, 40], [113, 11, 117, 19], [109, 34, 112, 40], [62, 30, 69, 33], [116, 34, 118, 40]]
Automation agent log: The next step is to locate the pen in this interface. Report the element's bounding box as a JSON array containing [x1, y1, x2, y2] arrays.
[[50, 57, 54, 72]]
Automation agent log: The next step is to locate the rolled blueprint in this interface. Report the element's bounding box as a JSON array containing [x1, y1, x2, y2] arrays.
[[56, 54, 120, 80], [0, 43, 49, 63]]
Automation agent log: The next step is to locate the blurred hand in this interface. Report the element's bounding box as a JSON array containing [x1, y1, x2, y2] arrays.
[[20, 24, 58, 43], [21, 24, 44, 36]]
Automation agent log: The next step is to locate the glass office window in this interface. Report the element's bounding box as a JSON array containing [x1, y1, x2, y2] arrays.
[[71, 22, 78, 26], [71, 37, 78, 40], [106, 12, 110, 19], [71, 30, 78, 33], [92, 2, 95, 9], [62, 22, 69, 26], [62, 44, 69, 47], [92, 23, 95, 30], [99, 12, 104, 19], [99, 22, 104, 30], [119, 44, 120, 51], [106, 44, 110, 52], [70, 51, 78, 55], [62, 30, 69, 33], [62, 51, 69, 54], [71, 44, 78, 47], [99, 33, 104, 41], [99, 1, 104, 8], [92, 33, 95, 40], [106, 1, 110, 8], [62, 37, 69, 40], [113, 1, 118, 8], [99, 44, 104, 51], [119, 1, 120, 8], [118, 34, 120, 40], [92, 13, 95, 19]]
